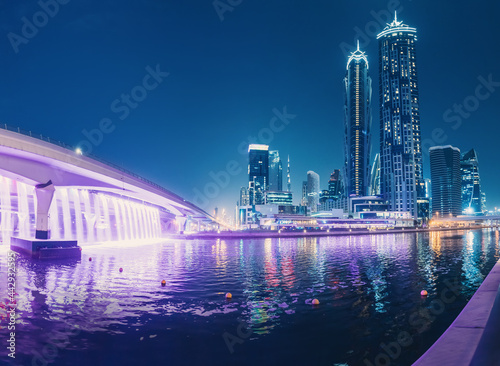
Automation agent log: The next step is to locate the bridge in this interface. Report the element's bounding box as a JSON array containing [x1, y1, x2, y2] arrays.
[[0, 124, 217, 244]]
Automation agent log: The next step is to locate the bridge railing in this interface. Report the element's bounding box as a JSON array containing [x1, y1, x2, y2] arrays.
[[0, 123, 200, 211]]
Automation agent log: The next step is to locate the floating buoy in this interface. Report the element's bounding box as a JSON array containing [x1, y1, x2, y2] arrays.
[[89, 257, 92, 261], [225, 293, 232, 299], [119, 268, 123, 273], [312, 299, 320, 305], [161, 280, 166, 287], [421, 290, 428, 296]]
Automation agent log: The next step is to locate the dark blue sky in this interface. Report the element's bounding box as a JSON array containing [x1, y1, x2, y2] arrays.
[[1, 0, 499, 215]]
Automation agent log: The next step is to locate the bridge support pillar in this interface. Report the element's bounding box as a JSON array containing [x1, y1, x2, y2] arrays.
[[176, 216, 187, 233], [35, 180, 55, 240]]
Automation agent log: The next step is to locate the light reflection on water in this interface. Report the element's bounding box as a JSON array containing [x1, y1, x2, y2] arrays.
[[0, 229, 498, 366]]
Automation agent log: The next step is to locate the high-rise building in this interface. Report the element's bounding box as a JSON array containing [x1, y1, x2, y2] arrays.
[[301, 181, 308, 206], [429, 146, 461, 217], [239, 186, 249, 206], [306, 171, 320, 213], [369, 153, 380, 196], [344, 41, 372, 197], [377, 13, 425, 218], [460, 149, 483, 215], [286, 155, 291, 192], [481, 192, 487, 213], [248, 144, 269, 204], [425, 178, 431, 199], [268, 150, 283, 192], [328, 170, 342, 198]]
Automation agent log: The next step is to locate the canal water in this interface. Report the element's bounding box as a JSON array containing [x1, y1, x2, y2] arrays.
[[0, 229, 499, 366]]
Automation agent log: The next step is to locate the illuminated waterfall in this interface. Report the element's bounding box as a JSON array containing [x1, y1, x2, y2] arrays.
[[0, 176, 12, 243], [0, 175, 164, 244]]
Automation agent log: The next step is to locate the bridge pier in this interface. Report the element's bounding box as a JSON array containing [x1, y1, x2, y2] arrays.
[[35, 180, 55, 240], [177, 216, 187, 233]]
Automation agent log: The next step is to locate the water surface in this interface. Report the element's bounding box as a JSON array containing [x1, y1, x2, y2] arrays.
[[0, 229, 499, 366]]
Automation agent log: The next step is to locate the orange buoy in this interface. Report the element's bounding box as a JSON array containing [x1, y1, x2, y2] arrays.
[[421, 290, 428, 296], [161, 280, 166, 287], [225, 293, 232, 299], [119, 268, 123, 273], [312, 299, 320, 305]]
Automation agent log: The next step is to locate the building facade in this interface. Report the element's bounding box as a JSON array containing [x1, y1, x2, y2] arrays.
[[268, 150, 283, 192], [377, 13, 425, 217], [429, 146, 462, 217], [369, 153, 380, 196], [248, 144, 269, 204], [239, 186, 249, 206], [306, 171, 320, 213], [460, 149, 483, 215], [265, 191, 293, 205], [328, 170, 343, 198], [344, 41, 372, 197]]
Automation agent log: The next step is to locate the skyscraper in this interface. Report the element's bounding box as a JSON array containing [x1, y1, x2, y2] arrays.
[[344, 41, 372, 197], [268, 150, 283, 192], [306, 171, 320, 213], [429, 146, 461, 217], [369, 153, 380, 196], [301, 181, 308, 206], [286, 155, 291, 192], [460, 149, 483, 215], [328, 170, 342, 198], [377, 13, 425, 217], [239, 186, 249, 206], [248, 144, 269, 204]]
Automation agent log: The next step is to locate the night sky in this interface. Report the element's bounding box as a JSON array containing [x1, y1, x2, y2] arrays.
[[0, 0, 499, 216]]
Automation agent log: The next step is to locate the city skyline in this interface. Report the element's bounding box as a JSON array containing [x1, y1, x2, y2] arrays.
[[0, 1, 499, 214]]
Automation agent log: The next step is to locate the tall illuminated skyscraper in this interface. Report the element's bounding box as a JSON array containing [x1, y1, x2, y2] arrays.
[[248, 144, 269, 205], [460, 149, 483, 214], [268, 150, 283, 192], [286, 155, 291, 192], [377, 13, 425, 218], [430, 146, 461, 217], [344, 41, 372, 197], [306, 171, 320, 213], [328, 170, 342, 198], [369, 153, 380, 196]]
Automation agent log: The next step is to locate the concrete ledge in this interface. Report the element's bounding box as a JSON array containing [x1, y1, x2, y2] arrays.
[[11, 237, 81, 259], [413, 258, 500, 365]]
